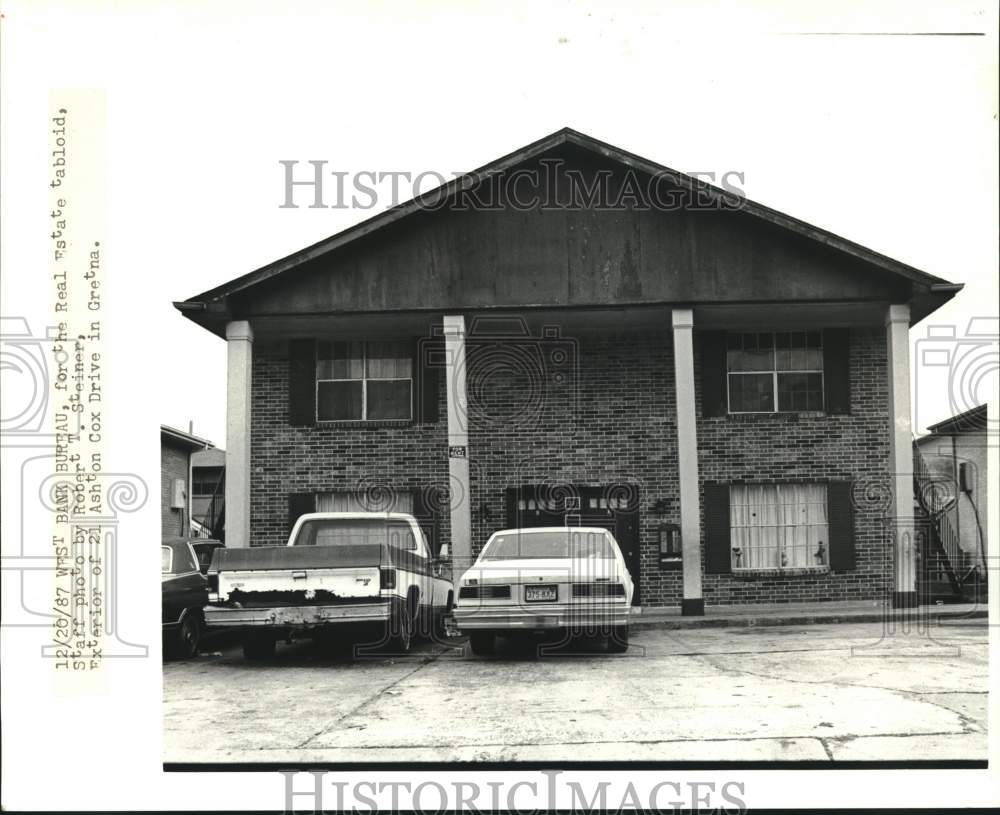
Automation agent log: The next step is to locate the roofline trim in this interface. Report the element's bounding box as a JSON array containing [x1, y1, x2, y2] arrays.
[[925, 403, 989, 434], [160, 424, 214, 450]]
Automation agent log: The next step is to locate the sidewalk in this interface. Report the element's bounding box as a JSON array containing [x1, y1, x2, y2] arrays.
[[630, 599, 989, 631]]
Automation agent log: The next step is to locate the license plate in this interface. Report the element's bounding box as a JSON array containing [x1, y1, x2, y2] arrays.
[[525, 585, 557, 602]]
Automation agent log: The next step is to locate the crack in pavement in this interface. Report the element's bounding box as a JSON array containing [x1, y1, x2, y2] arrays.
[[294, 649, 445, 749], [688, 651, 986, 735]]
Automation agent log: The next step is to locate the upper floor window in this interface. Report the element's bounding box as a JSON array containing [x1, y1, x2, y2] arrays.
[[727, 331, 824, 413], [316, 340, 412, 421]]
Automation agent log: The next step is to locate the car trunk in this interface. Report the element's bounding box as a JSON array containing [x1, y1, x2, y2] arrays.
[[464, 557, 627, 604]]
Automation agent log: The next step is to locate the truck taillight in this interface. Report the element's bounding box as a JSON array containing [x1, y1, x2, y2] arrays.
[[380, 568, 396, 589]]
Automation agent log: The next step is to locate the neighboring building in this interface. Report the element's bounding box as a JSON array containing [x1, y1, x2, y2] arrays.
[[191, 446, 226, 541], [160, 425, 212, 539], [914, 404, 989, 584], [175, 128, 963, 611]]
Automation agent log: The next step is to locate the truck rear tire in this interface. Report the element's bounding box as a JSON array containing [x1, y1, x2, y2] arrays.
[[243, 634, 277, 661], [469, 631, 495, 656]]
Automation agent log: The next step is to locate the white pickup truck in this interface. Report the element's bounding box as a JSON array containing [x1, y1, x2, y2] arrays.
[[204, 512, 454, 660]]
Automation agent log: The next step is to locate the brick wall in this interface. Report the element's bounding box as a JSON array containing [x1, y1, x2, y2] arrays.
[[250, 347, 451, 548], [464, 330, 681, 607], [694, 326, 892, 604], [248, 326, 892, 607], [161, 440, 190, 538]]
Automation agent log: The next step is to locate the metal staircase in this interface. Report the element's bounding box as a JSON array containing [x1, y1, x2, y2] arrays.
[[912, 444, 968, 603], [197, 472, 226, 543]]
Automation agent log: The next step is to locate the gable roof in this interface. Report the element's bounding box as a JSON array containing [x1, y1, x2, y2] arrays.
[[176, 127, 961, 321]]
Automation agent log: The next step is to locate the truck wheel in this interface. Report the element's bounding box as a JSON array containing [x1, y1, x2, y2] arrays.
[[607, 624, 629, 653], [243, 634, 277, 661], [469, 631, 495, 656], [176, 613, 201, 660], [386, 606, 412, 653]]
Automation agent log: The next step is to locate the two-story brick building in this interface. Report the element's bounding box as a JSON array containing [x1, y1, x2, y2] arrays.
[[175, 128, 962, 612]]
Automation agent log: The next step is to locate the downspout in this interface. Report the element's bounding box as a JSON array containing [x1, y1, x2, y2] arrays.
[[951, 434, 960, 545]]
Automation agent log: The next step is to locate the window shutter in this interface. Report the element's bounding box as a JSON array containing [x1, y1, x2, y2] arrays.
[[413, 336, 441, 424], [704, 482, 731, 574], [699, 331, 727, 417], [288, 339, 316, 426], [827, 481, 855, 571], [505, 487, 520, 529], [823, 328, 850, 415], [288, 492, 316, 534]]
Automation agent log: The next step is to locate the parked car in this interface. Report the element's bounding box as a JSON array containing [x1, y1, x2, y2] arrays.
[[191, 539, 225, 574], [162, 537, 220, 659], [451, 526, 634, 654], [204, 513, 454, 661]]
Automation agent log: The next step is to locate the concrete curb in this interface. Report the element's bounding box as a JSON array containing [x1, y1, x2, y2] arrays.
[[629, 608, 989, 632]]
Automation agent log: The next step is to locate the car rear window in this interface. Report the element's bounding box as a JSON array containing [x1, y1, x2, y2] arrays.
[[482, 530, 616, 560], [295, 519, 416, 551]]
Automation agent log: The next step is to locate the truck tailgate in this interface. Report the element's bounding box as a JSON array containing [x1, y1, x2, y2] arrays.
[[211, 544, 386, 606]]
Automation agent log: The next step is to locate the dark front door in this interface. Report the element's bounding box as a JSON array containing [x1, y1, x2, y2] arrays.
[[505, 484, 642, 605]]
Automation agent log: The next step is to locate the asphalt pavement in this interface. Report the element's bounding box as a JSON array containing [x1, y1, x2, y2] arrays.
[[163, 618, 988, 764]]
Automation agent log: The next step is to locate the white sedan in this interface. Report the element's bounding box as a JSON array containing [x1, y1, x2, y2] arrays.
[[451, 527, 633, 654]]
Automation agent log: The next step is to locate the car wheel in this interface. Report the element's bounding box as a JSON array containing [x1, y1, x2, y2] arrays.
[[177, 613, 201, 659], [242, 633, 277, 661], [469, 631, 495, 656], [386, 605, 413, 653], [607, 624, 629, 653]]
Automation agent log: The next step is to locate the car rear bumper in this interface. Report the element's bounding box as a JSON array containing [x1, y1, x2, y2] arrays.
[[204, 601, 391, 628], [452, 602, 630, 631]]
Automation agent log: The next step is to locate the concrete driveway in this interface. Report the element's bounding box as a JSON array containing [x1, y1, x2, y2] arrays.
[[162, 619, 988, 763]]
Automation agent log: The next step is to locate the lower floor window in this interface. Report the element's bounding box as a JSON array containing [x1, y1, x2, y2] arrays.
[[316, 490, 414, 514], [730, 483, 828, 570]]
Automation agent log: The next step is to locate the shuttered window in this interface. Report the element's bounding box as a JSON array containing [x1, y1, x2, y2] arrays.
[[704, 480, 854, 574]]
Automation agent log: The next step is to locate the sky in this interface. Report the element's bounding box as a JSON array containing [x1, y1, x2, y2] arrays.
[[2, 0, 997, 447]]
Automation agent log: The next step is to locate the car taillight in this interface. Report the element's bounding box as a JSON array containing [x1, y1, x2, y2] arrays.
[[380, 568, 396, 589], [207, 573, 218, 593]]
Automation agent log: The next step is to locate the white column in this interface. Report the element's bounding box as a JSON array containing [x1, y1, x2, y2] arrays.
[[225, 320, 253, 548], [443, 315, 473, 577], [886, 304, 917, 606], [672, 309, 704, 615]]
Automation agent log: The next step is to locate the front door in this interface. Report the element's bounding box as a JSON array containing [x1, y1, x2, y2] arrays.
[[505, 484, 642, 605]]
